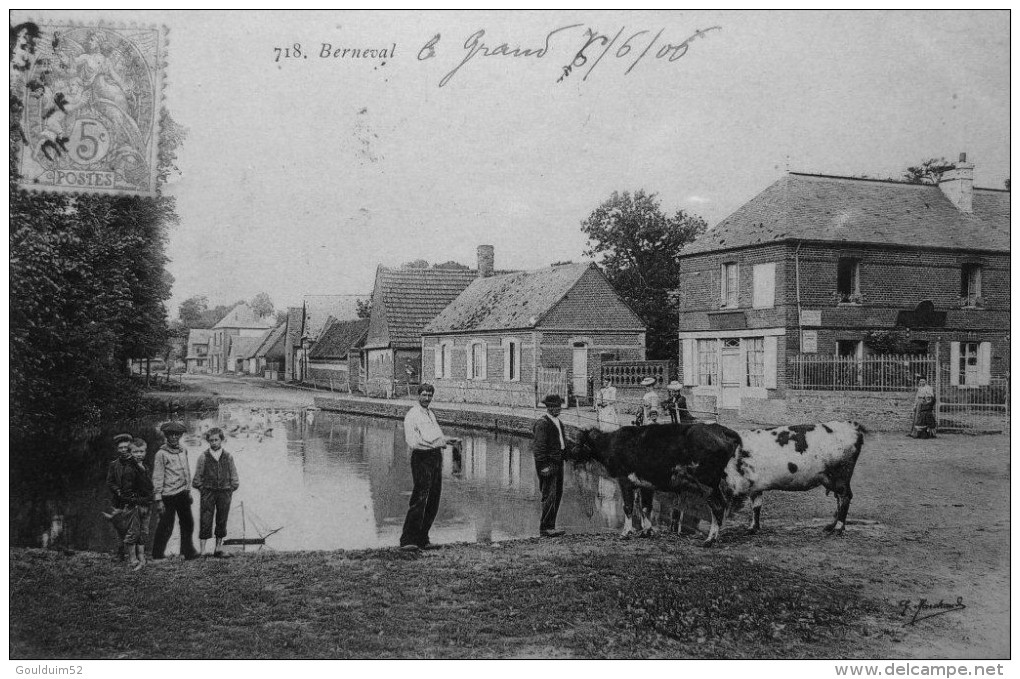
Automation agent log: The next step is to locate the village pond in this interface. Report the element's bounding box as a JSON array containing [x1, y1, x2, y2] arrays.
[[24, 405, 643, 554]]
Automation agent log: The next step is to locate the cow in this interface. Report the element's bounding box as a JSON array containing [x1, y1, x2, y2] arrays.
[[570, 422, 742, 547], [721, 421, 867, 536]]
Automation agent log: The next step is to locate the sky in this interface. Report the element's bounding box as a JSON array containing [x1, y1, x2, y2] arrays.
[[13, 10, 1011, 315]]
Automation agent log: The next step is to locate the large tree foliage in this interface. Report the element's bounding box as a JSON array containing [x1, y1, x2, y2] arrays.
[[904, 158, 956, 185], [10, 73, 186, 502], [250, 292, 274, 318], [581, 190, 707, 361]]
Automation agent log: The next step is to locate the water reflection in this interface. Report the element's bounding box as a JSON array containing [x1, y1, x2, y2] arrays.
[[32, 405, 653, 553]]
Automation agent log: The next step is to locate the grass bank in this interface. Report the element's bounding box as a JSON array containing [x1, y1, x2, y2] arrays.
[[11, 534, 912, 659]]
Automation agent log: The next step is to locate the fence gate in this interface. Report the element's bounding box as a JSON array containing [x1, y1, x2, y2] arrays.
[[536, 367, 569, 406], [936, 365, 1009, 433]]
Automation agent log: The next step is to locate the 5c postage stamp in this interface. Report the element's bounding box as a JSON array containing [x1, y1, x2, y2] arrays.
[[13, 23, 167, 196]]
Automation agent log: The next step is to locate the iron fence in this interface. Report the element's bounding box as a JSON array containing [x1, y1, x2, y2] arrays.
[[537, 367, 569, 405], [789, 354, 936, 391]]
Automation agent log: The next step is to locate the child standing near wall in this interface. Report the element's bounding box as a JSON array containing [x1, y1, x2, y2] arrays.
[[193, 428, 240, 557]]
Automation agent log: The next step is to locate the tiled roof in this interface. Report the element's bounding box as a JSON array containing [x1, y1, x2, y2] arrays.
[[249, 322, 287, 358], [366, 266, 479, 349], [213, 303, 276, 330], [308, 318, 370, 360], [285, 307, 303, 348], [302, 295, 365, 342], [228, 336, 260, 361], [424, 263, 596, 333], [682, 173, 1010, 256]]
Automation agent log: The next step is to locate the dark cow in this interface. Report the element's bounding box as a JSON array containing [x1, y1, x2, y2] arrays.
[[571, 422, 742, 546], [718, 421, 867, 536]]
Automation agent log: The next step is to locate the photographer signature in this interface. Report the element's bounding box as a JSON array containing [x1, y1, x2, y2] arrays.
[[898, 596, 966, 625]]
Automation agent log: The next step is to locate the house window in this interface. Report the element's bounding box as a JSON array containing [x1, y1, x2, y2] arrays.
[[961, 264, 982, 306], [752, 263, 776, 309], [721, 263, 739, 308], [745, 337, 765, 387], [503, 338, 521, 382], [836, 258, 861, 303], [960, 342, 978, 384], [467, 341, 487, 380], [837, 340, 861, 358], [697, 339, 718, 386]]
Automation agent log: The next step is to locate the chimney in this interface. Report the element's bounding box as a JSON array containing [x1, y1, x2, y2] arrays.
[[939, 152, 975, 213], [477, 245, 494, 278]]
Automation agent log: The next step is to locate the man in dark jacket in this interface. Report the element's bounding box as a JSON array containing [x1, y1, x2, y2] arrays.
[[533, 394, 567, 537]]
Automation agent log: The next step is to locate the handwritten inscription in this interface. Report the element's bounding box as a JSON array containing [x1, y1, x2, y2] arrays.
[[559, 25, 721, 82], [897, 597, 966, 625], [269, 23, 721, 88]]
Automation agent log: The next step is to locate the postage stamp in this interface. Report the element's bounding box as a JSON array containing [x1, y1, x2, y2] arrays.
[[14, 23, 167, 196]]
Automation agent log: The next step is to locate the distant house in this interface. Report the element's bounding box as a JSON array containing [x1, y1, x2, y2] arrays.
[[421, 259, 647, 406], [248, 322, 287, 378], [363, 259, 479, 398], [227, 335, 261, 374], [295, 295, 364, 382], [676, 156, 1010, 421], [209, 303, 275, 374], [306, 317, 370, 391], [185, 329, 212, 373]]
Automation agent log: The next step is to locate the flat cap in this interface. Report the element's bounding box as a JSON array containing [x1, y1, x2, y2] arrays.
[[159, 421, 187, 435], [113, 433, 133, 444]]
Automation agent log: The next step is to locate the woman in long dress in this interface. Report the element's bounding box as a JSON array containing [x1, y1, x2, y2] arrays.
[[596, 378, 620, 432], [909, 378, 937, 439]]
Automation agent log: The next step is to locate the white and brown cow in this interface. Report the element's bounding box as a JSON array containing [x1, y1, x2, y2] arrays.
[[723, 421, 867, 536]]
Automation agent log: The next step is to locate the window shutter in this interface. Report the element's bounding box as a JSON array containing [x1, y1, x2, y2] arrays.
[[764, 336, 778, 389], [503, 340, 511, 381], [466, 344, 474, 381], [433, 344, 442, 379], [481, 342, 488, 380], [682, 339, 696, 386], [979, 342, 992, 385], [949, 342, 960, 386]]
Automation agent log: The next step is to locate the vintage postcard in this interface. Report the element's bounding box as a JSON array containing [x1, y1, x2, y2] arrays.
[[8, 9, 1011, 670]]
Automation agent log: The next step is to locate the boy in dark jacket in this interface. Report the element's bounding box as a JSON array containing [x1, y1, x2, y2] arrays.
[[193, 427, 239, 557], [106, 433, 155, 570]]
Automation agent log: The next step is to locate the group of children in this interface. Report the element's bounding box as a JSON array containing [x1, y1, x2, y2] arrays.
[[105, 421, 240, 569], [638, 377, 693, 426]]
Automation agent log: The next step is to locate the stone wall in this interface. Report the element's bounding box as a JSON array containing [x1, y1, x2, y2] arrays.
[[773, 390, 915, 431]]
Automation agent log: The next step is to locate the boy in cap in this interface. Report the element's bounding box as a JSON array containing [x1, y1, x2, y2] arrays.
[[105, 433, 135, 561], [151, 421, 198, 560], [533, 394, 567, 537]]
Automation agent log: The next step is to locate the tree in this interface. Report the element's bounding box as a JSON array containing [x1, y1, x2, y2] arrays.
[[401, 259, 429, 269], [904, 158, 956, 185], [581, 190, 707, 360], [432, 260, 469, 270], [356, 298, 372, 319], [179, 295, 209, 326], [250, 292, 274, 318]]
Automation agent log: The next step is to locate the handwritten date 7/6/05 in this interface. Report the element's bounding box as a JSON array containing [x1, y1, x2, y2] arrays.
[[559, 25, 721, 83]]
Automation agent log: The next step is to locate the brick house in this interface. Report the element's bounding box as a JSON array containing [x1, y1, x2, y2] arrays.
[[306, 317, 370, 391], [363, 262, 478, 397], [209, 303, 275, 374], [676, 158, 1009, 420], [421, 257, 647, 407]]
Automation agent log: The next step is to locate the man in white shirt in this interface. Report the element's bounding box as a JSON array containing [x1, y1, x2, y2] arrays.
[[400, 384, 455, 551]]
